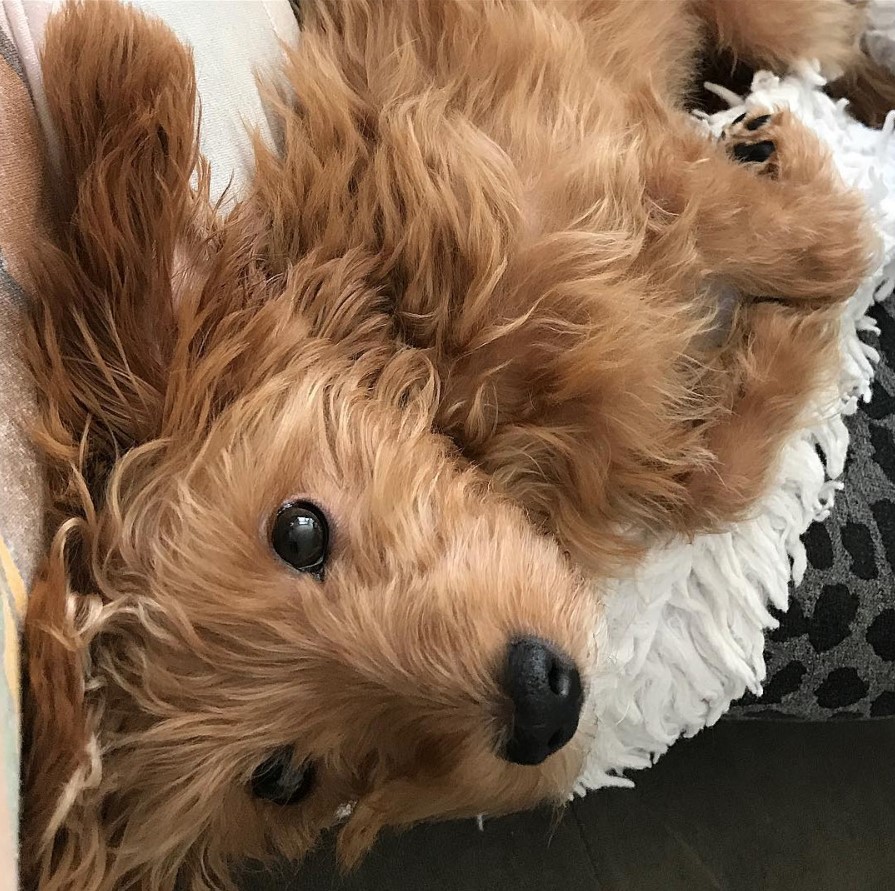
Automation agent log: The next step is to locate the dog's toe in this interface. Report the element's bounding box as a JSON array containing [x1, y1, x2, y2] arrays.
[[723, 110, 782, 175], [744, 113, 772, 132], [731, 139, 776, 164]]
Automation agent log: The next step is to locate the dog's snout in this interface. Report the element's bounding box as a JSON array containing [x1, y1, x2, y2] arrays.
[[501, 637, 583, 766]]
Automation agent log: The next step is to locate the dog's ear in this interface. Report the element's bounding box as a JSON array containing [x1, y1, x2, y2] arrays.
[[22, 10, 207, 874], [27, 1, 205, 485]]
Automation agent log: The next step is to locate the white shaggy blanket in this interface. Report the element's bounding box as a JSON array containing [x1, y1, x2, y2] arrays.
[[578, 67, 895, 794]]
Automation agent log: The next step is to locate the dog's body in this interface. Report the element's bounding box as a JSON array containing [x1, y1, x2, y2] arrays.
[[22, 2, 876, 889], [247, 0, 875, 577]]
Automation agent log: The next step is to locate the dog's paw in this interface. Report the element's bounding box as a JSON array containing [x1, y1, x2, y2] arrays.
[[723, 111, 780, 176]]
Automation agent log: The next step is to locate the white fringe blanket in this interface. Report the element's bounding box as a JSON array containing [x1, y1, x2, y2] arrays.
[[578, 67, 895, 793]]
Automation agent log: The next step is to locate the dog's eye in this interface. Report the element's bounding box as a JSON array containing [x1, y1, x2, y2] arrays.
[[251, 747, 316, 806], [271, 501, 329, 575]]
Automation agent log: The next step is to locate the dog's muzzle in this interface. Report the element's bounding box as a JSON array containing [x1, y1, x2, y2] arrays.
[[500, 637, 583, 766]]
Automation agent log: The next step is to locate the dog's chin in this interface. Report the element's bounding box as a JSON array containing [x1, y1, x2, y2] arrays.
[[334, 746, 585, 869], [233, 722, 586, 861], [298, 725, 585, 868]]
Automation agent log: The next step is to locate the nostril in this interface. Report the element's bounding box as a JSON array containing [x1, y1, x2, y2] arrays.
[[502, 636, 584, 766], [548, 658, 572, 698]]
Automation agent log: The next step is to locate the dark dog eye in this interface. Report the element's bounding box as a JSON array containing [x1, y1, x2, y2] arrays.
[[271, 501, 329, 575], [251, 747, 316, 806]]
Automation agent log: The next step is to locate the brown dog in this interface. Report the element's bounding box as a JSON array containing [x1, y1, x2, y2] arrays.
[[22, 2, 876, 890]]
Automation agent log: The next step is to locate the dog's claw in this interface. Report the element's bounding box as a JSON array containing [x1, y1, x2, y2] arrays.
[[723, 111, 780, 174], [732, 139, 776, 165]]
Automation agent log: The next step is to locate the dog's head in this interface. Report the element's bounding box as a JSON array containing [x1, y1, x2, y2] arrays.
[[22, 9, 598, 888], [24, 316, 597, 889]]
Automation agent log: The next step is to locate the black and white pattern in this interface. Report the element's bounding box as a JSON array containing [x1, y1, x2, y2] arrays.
[[731, 293, 895, 719]]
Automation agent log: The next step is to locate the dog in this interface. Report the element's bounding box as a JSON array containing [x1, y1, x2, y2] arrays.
[[22, 2, 878, 890]]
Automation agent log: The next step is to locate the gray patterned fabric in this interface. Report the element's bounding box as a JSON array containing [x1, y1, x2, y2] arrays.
[[731, 290, 895, 719]]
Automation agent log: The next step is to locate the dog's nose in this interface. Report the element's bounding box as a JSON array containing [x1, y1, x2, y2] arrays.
[[501, 637, 583, 766]]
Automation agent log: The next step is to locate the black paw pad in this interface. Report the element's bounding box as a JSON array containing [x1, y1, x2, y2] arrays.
[[745, 114, 772, 131], [732, 140, 775, 164]]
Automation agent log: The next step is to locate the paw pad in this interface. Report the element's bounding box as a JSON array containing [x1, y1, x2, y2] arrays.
[[724, 111, 779, 174], [732, 139, 775, 164]]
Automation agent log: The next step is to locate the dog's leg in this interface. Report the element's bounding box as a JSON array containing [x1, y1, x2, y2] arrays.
[[697, 0, 863, 74], [664, 107, 873, 307], [682, 302, 840, 527], [699, 0, 895, 131], [649, 105, 868, 527]]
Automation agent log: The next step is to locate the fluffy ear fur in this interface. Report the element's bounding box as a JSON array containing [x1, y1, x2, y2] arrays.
[[26, 0, 203, 503]]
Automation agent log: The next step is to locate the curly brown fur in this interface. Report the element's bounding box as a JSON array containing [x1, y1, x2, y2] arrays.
[[22, 1, 884, 889], [828, 53, 895, 128], [246, 0, 875, 574]]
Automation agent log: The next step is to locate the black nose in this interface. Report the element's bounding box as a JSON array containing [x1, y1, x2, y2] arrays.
[[501, 637, 583, 766]]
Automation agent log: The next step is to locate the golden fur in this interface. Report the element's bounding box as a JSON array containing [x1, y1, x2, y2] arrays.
[[248, 0, 875, 575], [22, 1, 880, 889]]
